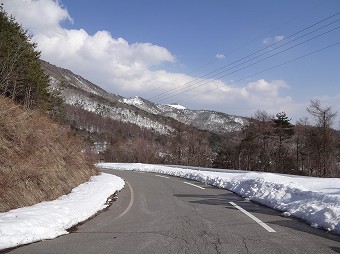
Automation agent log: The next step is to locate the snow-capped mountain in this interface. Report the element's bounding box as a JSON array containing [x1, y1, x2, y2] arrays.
[[42, 60, 247, 135], [123, 96, 247, 135]]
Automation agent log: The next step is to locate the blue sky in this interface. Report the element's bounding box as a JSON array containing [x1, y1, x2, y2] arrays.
[[3, 0, 340, 125]]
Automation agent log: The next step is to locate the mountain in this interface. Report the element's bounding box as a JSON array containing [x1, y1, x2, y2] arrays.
[[123, 96, 247, 135], [42, 60, 248, 135], [42, 60, 174, 135]]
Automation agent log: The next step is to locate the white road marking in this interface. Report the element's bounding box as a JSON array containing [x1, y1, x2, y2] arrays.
[[229, 202, 276, 233], [155, 174, 170, 179], [112, 181, 134, 222], [183, 181, 205, 190]]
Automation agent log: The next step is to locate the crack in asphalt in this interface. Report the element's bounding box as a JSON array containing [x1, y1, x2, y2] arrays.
[[160, 215, 224, 254]]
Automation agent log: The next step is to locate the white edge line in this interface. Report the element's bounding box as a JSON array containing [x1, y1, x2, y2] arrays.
[[112, 181, 134, 222], [155, 174, 170, 179], [229, 202, 276, 233], [183, 181, 205, 190]]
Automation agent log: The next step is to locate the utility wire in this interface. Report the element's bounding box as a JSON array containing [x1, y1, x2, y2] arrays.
[[151, 12, 340, 101], [147, 1, 329, 100], [179, 41, 340, 103], [149, 10, 340, 102], [153, 23, 340, 102]]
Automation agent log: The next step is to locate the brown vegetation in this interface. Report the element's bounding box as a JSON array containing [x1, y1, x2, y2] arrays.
[[64, 104, 214, 167], [214, 104, 340, 177], [0, 96, 97, 212]]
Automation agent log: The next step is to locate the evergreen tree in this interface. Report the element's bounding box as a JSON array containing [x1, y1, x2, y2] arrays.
[[273, 112, 294, 172], [0, 5, 51, 109]]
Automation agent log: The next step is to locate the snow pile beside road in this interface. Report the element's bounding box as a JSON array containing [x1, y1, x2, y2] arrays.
[[98, 163, 340, 235], [0, 173, 125, 250]]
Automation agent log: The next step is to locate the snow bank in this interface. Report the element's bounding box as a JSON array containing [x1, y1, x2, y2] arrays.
[[98, 163, 340, 235], [0, 173, 125, 250]]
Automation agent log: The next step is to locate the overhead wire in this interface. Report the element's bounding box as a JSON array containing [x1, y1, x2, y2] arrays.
[[147, 1, 330, 101], [148, 2, 332, 100], [153, 23, 340, 102], [148, 10, 340, 103], [180, 41, 340, 103]]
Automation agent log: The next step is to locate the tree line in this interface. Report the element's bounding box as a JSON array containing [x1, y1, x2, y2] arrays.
[[214, 100, 339, 177]]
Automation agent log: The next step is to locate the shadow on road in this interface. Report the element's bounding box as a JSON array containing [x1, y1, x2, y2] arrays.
[[174, 192, 340, 245]]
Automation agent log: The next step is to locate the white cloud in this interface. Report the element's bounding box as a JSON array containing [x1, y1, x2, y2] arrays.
[[246, 79, 288, 97], [263, 35, 285, 44], [2, 0, 307, 121], [2, 0, 175, 93], [174, 78, 307, 121], [262, 37, 271, 44], [274, 35, 285, 42], [2, 0, 72, 34], [215, 53, 225, 60]]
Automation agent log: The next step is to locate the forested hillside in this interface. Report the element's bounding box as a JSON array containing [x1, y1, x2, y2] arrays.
[[0, 6, 97, 212], [42, 52, 340, 177]]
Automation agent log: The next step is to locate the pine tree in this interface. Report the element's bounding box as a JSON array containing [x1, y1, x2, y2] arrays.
[[0, 5, 51, 109], [273, 112, 294, 172]]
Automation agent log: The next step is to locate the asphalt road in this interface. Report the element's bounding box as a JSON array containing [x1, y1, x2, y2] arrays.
[[6, 170, 340, 254]]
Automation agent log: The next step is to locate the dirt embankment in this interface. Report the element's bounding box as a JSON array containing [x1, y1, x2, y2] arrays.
[[0, 96, 98, 212]]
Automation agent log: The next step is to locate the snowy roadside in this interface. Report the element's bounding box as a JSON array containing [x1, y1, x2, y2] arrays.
[[0, 173, 125, 250], [98, 162, 340, 235]]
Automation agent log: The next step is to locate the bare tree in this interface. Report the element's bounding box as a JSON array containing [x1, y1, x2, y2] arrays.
[[307, 100, 337, 176]]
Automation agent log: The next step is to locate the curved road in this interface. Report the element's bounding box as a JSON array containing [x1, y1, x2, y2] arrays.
[[7, 170, 340, 253]]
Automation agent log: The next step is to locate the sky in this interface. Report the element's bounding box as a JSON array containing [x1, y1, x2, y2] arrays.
[[2, 0, 340, 125]]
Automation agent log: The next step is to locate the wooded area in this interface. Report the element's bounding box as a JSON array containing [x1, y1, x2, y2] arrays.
[[214, 104, 339, 177], [64, 100, 339, 178]]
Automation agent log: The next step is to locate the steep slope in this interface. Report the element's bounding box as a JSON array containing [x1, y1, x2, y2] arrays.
[[42, 61, 174, 135], [0, 96, 97, 212]]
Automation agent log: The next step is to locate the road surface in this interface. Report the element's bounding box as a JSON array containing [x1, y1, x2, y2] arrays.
[[6, 170, 340, 253]]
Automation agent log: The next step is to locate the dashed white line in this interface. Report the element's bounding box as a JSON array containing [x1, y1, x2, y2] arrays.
[[183, 181, 205, 190], [229, 202, 276, 233], [155, 174, 170, 179]]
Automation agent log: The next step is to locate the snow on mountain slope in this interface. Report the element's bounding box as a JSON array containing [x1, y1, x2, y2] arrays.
[[64, 93, 174, 135], [167, 103, 186, 110], [123, 96, 248, 135], [43, 61, 174, 135], [123, 96, 161, 115], [43, 60, 247, 136]]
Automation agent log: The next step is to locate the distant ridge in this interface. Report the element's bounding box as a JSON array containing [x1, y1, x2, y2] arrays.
[[42, 60, 248, 135]]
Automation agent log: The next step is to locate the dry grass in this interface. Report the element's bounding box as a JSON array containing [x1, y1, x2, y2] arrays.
[[0, 96, 98, 212]]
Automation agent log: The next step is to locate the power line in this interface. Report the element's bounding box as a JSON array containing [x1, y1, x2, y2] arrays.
[[149, 10, 340, 102], [153, 21, 340, 102], [179, 41, 340, 103], [147, 1, 330, 101]]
